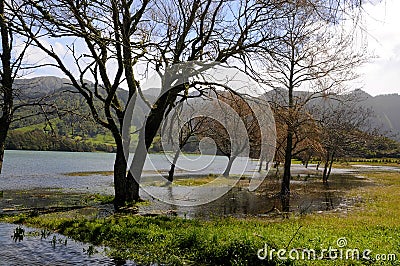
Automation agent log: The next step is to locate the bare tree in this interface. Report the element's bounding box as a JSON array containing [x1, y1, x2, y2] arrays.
[[312, 93, 374, 182], [0, 0, 13, 174], [0, 0, 49, 173], [195, 91, 262, 177], [11, 0, 285, 209], [270, 98, 323, 166], [162, 104, 210, 182], [259, 0, 366, 210], [10, 0, 152, 208], [167, 119, 207, 182]]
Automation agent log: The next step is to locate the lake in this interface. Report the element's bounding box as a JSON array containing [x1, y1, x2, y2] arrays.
[[0, 150, 377, 217], [0, 150, 258, 194], [0, 150, 378, 265]]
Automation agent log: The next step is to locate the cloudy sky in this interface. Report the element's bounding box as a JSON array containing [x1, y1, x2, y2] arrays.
[[359, 0, 400, 96], [22, 0, 400, 97]]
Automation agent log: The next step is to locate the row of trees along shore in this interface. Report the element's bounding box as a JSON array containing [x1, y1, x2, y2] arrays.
[[0, 0, 386, 210]]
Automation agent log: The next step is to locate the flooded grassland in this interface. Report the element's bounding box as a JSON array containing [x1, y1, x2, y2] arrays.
[[1, 151, 399, 265]]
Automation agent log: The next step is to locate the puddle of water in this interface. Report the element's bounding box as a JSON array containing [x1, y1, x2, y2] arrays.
[[0, 189, 88, 214], [0, 174, 373, 219], [138, 174, 373, 218], [0, 223, 135, 265]]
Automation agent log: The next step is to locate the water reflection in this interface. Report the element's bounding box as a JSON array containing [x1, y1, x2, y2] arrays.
[[139, 174, 372, 218], [323, 183, 335, 211], [0, 223, 135, 265]]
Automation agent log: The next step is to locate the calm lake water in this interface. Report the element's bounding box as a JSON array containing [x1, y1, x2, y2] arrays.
[[1, 150, 258, 194]]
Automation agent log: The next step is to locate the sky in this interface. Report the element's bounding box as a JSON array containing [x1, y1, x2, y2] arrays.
[[359, 0, 400, 96], [22, 0, 400, 97]]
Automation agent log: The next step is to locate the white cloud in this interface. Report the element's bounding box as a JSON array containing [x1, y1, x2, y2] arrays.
[[20, 36, 91, 80], [16, 37, 69, 79], [358, 0, 400, 95]]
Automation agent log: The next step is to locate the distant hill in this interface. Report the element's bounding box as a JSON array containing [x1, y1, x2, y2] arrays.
[[7, 76, 155, 152], [6, 76, 400, 152], [365, 93, 400, 140], [14, 76, 73, 96], [264, 88, 400, 141]]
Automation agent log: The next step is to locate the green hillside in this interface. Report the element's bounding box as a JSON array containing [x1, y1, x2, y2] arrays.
[[7, 77, 119, 152]]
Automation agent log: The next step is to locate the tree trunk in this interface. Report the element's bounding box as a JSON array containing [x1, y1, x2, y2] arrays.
[[168, 149, 181, 182], [280, 130, 293, 212], [126, 170, 140, 202], [223, 155, 236, 177], [258, 155, 264, 172], [274, 161, 280, 177], [128, 85, 183, 199], [322, 162, 328, 183], [113, 147, 128, 209], [121, 97, 140, 204], [322, 151, 330, 183], [326, 151, 335, 181], [127, 131, 147, 202], [0, 126, 8, 174], [280, 41, 296, 213], [113, 142, 140, 207], [281, 130, 293, 196], [281, 194, 290, 213], [0, 0, 13, 175], [128, 106, 164, 200]]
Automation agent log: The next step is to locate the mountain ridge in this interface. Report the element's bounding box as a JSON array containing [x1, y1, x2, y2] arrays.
[[9, 76, 400, 143]]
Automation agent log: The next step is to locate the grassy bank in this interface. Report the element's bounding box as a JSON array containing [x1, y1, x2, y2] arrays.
[[2, 172, 400, 265]]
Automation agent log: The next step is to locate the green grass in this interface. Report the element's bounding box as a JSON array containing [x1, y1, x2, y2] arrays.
[[141, 174, 249, 187], [347, 160, 399, 167], [83, 193, 115, 205], [85, 132, 116, 146], [291, 159, 303, 165], [173, 175, 227, 186], [12, 119, 118, 150], [173, 174, 248, 186], [13, 118, 63, 133], [2, 172, 400, 265], [330, 158, 399, 168], [85, 130, 139, 148], [297, 159, 400, 168]]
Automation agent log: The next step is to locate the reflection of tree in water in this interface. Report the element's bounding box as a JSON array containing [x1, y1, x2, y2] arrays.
[[191, 186, 278, 217], [223, 189, 238, 215], [283, 179, 337, 214], [280, 195, 290, 214], [323, 183, 334, 211]]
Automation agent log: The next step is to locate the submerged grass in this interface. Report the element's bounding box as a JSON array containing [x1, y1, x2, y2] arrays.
[[65, 171, 115, 177], [172, 174, 247, 186], [142, 174, 248, 187], [173, 175, 219, 186], [2, 172, 400, 265]]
